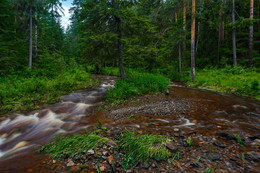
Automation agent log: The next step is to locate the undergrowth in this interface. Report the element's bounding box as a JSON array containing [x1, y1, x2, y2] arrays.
[[0, 69, 99, 114], [105, 73, 169, 106], [118, 130, 171, 163], [38, 132, 109, 159], [187, 66, 260, 99]]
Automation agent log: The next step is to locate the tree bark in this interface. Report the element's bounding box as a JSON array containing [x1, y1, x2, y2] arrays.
[[191, 0, 196, 82], [249, 0, 254, 68], [117, 23, 125, 79], [178, 44, 182, 76], [183, 0, 187, 66], [217, 1, 223, 66], [232, 0, 237, 66], [35, 11, 38, 58], [29, 5, 32, 69]]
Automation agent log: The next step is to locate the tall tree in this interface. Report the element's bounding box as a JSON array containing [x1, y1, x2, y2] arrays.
[[29, 4, 33, 68], [183, 0, 187, 64], [249, 0, 254, 68], [191, 0, 196, 81], [232, 0, 237, 66], [217, 0, 223, 65]]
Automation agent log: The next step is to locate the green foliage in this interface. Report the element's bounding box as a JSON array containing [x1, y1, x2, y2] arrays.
[[0, 69, 99, 114], [234, 134, 243, 146], [188, 66, 260, 99], [186, 137, 193, 147], [118, 130, 171, 163], [38, 132, 109, 159], [105, 73, 169, 105]]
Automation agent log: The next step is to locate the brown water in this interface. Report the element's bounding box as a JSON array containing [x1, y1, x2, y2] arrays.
[[0, 76, 259, 172]]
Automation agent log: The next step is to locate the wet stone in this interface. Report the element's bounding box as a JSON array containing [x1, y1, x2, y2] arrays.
[[87, 149, 95, 155], [166, 141, 177, 151], [213, 141, 226, 148], [213, 155, 221, 161], [191, 161, 202, 168], [245, 151, 260, 161]]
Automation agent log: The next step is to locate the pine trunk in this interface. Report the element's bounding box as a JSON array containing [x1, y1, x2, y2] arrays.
[[117, 18, 125, 79], [29, 5, 32, 69], [217, 1, 223, 66], [191, 0, 196, 82], [232, 0, 237, 66], [183, 0, 187, 65], [249, 0, 254, 68], [178, 44, 182, 76]]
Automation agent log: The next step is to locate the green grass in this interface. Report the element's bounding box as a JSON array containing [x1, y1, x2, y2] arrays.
[[118, 130, 171, 162], [105, 73, 169, 106], [38, 132, 110, 159], [188, 66, 260, 99], [0, 69, 99, 114]]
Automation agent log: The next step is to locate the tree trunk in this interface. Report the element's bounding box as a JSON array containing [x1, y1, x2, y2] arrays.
[[178, 44, 182, 76], [95, 64, 100, 74], [249, 0, 254, 68], [29, 5, 32, 69], [35, 11, 37, 58], [196, 22, 200, 52], [232, 0, 237, 66], [217, 1, 223, 66], [183, 0, 187, 66], [117, 18, 125, 79], [191, 0, 196, 82]]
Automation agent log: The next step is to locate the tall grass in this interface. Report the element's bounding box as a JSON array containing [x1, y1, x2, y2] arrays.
[[105, 73, 169, 105], [188, 66, 260, 99], [0, 69, 99, 114], [118, 130, 171, 162], [39, 132, 109, 159]]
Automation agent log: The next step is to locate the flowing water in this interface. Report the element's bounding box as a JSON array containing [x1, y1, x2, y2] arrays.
[[0, 76, 259, 172]]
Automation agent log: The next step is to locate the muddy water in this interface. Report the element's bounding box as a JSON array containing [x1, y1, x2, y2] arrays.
[[110, 83, 260, 139], [0, 77, 259, 172]]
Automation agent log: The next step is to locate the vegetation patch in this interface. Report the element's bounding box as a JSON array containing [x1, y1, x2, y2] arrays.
[[0, 69, 99, 114], [38, 132, 109, 159], [187, 66, 260, 99], [105, 73, 169, 106], [118, 130, 171, 162]]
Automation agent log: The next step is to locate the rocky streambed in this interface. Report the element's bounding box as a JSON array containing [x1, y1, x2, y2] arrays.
[[0, 77, 259, 173]]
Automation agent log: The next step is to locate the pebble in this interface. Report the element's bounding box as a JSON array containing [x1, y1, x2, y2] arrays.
[[67, 159, 75, 167], [174, 128, 180, 132], [87, 149, 95, 155], [166, 141, 177, 151]]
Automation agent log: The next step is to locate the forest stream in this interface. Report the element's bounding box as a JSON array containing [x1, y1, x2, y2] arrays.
[[0, 75, 259, 173]]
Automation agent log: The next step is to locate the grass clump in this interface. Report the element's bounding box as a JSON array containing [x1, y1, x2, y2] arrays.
[[118, 130, 171, 163], [188, 66, 260, 99], [106, 73, 169, 106], [38, 132, 109, 159], [0, 69, 99, 114]]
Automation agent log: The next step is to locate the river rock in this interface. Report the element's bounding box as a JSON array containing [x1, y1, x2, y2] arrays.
[[87, 149, 95, 155], [166, 141, 177, 151], [245, 151, 260, 161], [254, 139, 260, 146], [213, 141, 226, 148], [106, 140, 117, 147], [67, 159, 75, 167]]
